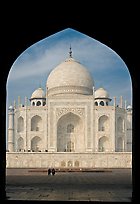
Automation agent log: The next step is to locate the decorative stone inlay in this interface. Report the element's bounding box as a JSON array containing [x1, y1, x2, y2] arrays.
[[47, 85, 93, 96], [56, 108, 85, 120]]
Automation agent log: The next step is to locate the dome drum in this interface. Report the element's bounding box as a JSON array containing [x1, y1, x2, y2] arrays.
[[30, 97, 46, 101], [95, 97, 111, 101], [47, 85, 93, 96]]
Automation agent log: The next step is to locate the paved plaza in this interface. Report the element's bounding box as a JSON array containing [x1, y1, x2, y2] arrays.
[[6, 168, 132, 202]]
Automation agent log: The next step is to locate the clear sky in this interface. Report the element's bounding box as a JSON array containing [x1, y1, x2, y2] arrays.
[[7, 28, 132, 109]]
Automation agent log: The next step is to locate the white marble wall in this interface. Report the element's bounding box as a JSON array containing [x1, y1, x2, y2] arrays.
[[6, 152, 132, 168], [14, 106, 47, 152]]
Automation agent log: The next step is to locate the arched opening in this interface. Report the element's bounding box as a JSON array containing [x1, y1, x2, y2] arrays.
[[31, 136, 41, 152], [31, 115, 42, 131], [98, 115, 109, 131], [117, 137, 123, 152], [98, 136, 109, 152], [43, 101, 46, 106], [17, 137, 24, 151], [75, 160, 79, 167], [17, 116, 24, 132], [95, 101, 98, 106], [117, 117, 124, 132], [57, 112, 84, 152], [6, 28, 132, 158], [100, 101, 104, 106], [36, 101, 41, 106], [32, 102, 35, 106], [61, 161, 66, 167], [68, 160, 73, 167]]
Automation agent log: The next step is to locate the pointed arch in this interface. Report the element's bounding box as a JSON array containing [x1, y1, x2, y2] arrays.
[[67, 160, 73, 167], [17, 137, 24, 151], [98, 136, 109, 152], [57, 112, 83, 152], [17, 116, 24, 132], [117, 117, 124, 132], [31, 136, 41, 152], [98, 115, 109, 131], [117, 137, 123, 152], [31, 115, 42, 131], [75, 160, 79, 167], [6, 28, 132, 156], [61, 161, 66, 167]]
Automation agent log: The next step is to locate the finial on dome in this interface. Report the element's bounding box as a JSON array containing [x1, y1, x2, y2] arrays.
[[69, 44, 72, 58]]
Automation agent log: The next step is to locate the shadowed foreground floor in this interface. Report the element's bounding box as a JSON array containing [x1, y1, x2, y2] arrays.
[[6, 168, 132, 201]]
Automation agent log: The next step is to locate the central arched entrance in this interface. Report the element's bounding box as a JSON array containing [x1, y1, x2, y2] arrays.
[[57, 112, 84, 152]]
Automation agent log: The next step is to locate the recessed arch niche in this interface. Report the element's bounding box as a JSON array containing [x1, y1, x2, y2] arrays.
[[57, 112, 84, 152]]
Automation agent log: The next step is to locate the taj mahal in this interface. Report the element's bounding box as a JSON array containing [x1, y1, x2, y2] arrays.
[[6, 48, 132, 169]]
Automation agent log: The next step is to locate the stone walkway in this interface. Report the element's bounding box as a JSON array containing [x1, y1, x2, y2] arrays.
[[6, 168, 132, 201]]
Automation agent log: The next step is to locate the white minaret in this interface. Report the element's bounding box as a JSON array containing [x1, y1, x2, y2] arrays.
[[119, 96, 123, 108], [8, 105, 14, 152], [113, 96, 116, 107]]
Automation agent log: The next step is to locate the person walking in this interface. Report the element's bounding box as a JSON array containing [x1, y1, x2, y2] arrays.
[[52, 168, 55, 175], [48, 168, 51, 175]]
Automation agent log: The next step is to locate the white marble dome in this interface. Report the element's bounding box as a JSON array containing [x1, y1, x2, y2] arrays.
[[31, 87, 45, 99], [127, 105, 132, 110], [95, 87, 109, 99], [46, 57, 94, 96], [8, 105, 14, 110]]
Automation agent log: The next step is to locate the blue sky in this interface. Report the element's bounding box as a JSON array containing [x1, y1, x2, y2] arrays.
[[7, 28, 132, 109]]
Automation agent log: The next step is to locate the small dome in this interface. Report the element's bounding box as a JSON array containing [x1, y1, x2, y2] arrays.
[[95, 87, 109, 99], [8, 105, 14, 110], [127, 105, 132, 110], [46, 57, 94, 96], [31, 87, 45, 99]]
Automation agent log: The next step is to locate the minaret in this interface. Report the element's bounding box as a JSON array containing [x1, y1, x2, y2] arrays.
[[113, 96, 116, 107], [125, 100, 127, 109], [8, 105, 14, 152], [18, 96, 21, 107], [119, 96, 123, 108], [25, 96, 28, 106]]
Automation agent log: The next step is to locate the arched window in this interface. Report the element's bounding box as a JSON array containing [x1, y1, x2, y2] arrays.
[[117, 137, 123, 152], [98, 136, 109, 152], [31, 115, 42, 131], [75, 160, 79, 167], [57, 112, 82, 152], [61, 161, 66, 167], [117, 117, 124, 132], [95, 101, 98, 106], [32, 102, 35, 106], [67, 160, 73, 167], [100, 101, 104, 106], [31, 136, 41, 152], [43, 101, 46, 106], [67, 124, 74, 133], [17, 137, 24, 151], [98, 115, 109, 131], [17, 116, 24, 132], [36, 101, 41, 106]]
